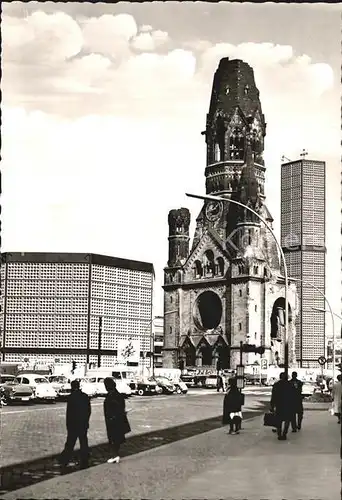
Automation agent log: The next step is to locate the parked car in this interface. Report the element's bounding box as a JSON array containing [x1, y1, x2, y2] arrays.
[[153, 376, 176, 394], [301, 382, 316, 397], [205, 375, 218, 388], [174, 379, 188, 394], [0, 374, 17, 387], [0, 376, 34, 404], [77, 377, 98, 398], [48, 375, 72, 399], [180, 374, 196, 387], [16, 374, 57, 402], [86, 376, 132, 398], [130, 378, 163, 396]]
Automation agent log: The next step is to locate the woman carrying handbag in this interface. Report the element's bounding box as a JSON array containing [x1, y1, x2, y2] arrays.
[[103, 377, 131, 464], [222, 377, 244, 434]]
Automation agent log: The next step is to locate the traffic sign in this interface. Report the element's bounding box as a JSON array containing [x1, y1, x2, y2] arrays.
[[317, 356, 327, 366], [260, 358, 268, 370]]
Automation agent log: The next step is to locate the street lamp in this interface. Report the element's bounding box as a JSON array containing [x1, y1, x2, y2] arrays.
[[278, 274, 335, 384], [312, 309, 342, 322], [312, 306, 338, 382], [186, 192, 290, 378]]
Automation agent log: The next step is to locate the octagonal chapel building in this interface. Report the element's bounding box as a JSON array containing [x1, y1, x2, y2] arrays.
[[163, 58, 298, 371]]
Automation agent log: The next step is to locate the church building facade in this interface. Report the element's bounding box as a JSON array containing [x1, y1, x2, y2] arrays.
[[162, 58, 298, 371]]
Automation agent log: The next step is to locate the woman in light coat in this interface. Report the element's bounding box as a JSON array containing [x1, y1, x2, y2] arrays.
[[332, 374, 341, 424]]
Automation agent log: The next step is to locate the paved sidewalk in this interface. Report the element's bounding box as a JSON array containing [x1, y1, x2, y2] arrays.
[[2, 409, 340, 500]]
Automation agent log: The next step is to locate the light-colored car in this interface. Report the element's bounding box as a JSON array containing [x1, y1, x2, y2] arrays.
[[48, 375, 72, 399], [0, 376, 34, 404], [16, 374, 57, 402], [78, 378, 98, 398], [301, 382, 316, 397], [205, 375, 218, 388], [153, 376, 176, 394], [174, 379, 188, 394], [86, 376, 132, 398]]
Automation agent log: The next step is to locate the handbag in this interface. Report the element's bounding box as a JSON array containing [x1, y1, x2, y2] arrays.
[[263, 411, 278, 428]]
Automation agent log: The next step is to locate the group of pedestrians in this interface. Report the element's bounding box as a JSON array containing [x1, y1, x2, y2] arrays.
[[270, 371, 304, 440], [222, 370, 342, 440], [59, 378, 131, 470]]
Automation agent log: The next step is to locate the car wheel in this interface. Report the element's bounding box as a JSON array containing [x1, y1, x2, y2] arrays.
[[137, 389, 144, 396], [176, 387, 182, 394]]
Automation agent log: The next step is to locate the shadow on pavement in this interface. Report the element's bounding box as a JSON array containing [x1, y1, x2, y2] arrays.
[[0, 405, 268, 494]]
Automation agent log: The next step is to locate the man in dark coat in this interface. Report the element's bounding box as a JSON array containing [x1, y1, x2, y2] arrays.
[[270, 372, 295, 440], [104, 377, 131, 464], [222, 378, 244, 434], [289, 371, 304, 431], [59, 379, 91, 469]]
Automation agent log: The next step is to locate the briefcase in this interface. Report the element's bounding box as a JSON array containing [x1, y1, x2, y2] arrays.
[[263, 411, 278, 428]]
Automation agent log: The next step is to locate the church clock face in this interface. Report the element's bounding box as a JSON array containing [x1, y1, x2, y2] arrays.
[[205, 201, 223, 222]]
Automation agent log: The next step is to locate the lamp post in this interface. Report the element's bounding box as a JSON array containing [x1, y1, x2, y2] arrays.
[[311, 306, 337, 382], [312, 310, 342, 322], [278, 274, 335, 383], [186, 192, 290, 378]]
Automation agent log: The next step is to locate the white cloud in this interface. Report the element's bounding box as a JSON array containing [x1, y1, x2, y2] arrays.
[[140, 24, 153, 32], [3, 11, 83, 63], [131, 29, 169, 52], [2, 10, 340, 314]]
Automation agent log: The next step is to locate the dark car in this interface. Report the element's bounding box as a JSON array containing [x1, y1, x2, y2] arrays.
[[130, 378, 163, 396]]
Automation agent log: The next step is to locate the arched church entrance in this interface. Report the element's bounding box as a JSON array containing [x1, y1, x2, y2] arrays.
[[270, 297, 293, 366]]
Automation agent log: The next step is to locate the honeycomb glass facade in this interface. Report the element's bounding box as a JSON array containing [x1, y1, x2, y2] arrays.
[[0, 253, 154, 369], [281, 160, 326, 367]]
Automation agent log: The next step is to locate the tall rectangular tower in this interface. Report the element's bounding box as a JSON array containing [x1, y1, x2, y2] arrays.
[[281, 159, 326, 367]]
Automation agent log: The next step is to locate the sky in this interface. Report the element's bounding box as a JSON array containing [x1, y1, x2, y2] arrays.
[[2, 2, 341, 328]]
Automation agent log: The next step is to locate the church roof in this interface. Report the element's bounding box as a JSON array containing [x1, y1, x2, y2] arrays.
[[183, 227, 231, 272]]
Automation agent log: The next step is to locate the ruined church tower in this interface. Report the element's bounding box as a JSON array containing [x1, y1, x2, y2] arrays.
[[163, 58, 298, 371]]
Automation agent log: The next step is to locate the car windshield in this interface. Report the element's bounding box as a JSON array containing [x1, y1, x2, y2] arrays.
[[156, 377, 171, 383], [34, 378, 49, 384], [1, 376, 16, 383], [87, 378, 96, 383], [50, 376, 68, 383]]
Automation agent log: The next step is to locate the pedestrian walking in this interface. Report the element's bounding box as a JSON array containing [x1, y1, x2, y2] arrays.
[[217, 371, 224, 392], [103, 377, 131, 464], [222, 378, 244, 434], [270, 372, 295, 441], [289, 371, 304, 432], [331, 374, 341, 424], [59, 379, 91, 469]]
